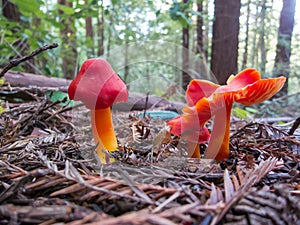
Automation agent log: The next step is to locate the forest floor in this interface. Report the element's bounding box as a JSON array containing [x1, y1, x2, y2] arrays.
[[0, 85, 300, 225]]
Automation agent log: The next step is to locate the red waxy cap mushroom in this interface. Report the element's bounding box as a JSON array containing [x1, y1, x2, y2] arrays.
[[68, 58, 128, 110], [68, 58, 128, 163], [168, 68, 286, 161]]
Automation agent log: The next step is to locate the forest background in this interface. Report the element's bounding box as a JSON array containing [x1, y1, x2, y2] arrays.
[[0, 0, 298, 99]]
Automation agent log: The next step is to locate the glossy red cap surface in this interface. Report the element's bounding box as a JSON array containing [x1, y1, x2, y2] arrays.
[[68, 58, 128, 109]]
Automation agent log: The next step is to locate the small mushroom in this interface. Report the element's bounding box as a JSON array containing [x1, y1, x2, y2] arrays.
[[68, 58, 128, 163], [167, 113, 210, 158], [168, 68, 286, 161]]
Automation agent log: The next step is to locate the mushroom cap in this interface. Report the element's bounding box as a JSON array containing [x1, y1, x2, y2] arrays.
[[68, 58, 128, 109], [185, 68, 286, 107], [185, 80, 219, 106], [168, 68, 286, 144]]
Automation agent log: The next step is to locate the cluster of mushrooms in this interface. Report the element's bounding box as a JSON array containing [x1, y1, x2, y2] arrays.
[[167, 68, 286, 161], [68, 58, 285, 164]]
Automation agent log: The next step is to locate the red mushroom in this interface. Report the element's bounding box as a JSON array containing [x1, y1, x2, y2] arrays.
[[168, 68, 286, 161], [68, 58, 128, 163], [167, 111, 210, 158]]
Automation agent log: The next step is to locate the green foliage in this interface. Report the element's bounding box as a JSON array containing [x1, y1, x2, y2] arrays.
[[0, 0, 184, 84], [56, 4, 75, 15], [46, 90, 73, 107], [0, 0, 299, 97], [0, 104, 5, 115], [169, 0, 195, 28], [10, 0, 44, 18], [0, 78, 5, 85], [232, 106, 257, 120]]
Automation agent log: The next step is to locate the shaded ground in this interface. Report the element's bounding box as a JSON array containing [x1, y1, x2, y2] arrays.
[[0, 86, 300, 225]]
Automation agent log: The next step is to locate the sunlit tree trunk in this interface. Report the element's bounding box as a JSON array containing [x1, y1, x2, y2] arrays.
[[203, 0, 209, 62], [242, 0, 251, 69], [250, 3, 259, 68], [124, 38, 129, 83], [182, 25, 190, 90], [194, 0, 210, 80], [273, 0, 296, 95], [106, 13, 113, 59], [211, 0, 241, 84], [97, 0, 104, 56], [181, 0, 191, 90], [259, 0, 267, 75], [58, 0, 77, 79], [196, 0, 203, 55], [85, 0, 95, 57]]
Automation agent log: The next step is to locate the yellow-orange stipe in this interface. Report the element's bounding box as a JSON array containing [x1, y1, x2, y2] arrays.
[[91, 108, 117, 163], [188, 143, 201, 158], [205, 102, 232, 161]]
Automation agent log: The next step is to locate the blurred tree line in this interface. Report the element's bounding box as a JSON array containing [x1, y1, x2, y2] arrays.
[[0, 0, 298, 96]]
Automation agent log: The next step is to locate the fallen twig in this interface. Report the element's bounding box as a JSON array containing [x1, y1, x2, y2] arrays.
[[0, 43, 58, 77], [288, 116, 300, 135]]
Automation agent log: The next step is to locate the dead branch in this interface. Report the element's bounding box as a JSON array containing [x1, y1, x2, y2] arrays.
[[3, 70, 70, 88], [0, 43, 58, 77], [288, 116, 300, 135]]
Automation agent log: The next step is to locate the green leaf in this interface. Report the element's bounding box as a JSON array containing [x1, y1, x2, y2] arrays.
[[45, 18, 65, 29], [245, 107, 258, 114], [24, 28, 33, 36], [169, 0, 191, 27], [11, 0, 44, 18], [5, 36, 17, 42], [57, 5, 75, 15], [155, 9, 161, 17], [0, 78, 5, 85], [277, 121, 286, 125], [0, 105, 5, 115], [4, 30, 13, 36], [188, 9, 203, 17], [46, 91, 73, 107], [111, 0, 119, 5], [233, 107, 248, 120], [169, 1, 180, 21]]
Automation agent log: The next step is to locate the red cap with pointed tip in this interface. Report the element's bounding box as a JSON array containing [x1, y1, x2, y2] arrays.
[[68, 58, 128, 109]]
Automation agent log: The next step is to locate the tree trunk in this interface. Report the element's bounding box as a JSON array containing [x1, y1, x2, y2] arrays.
[[2, 0, 21, 21], [124, 38, 129, 83], [259, 0, 267, 75], [97, 0, 104, 56], [194, 0, 210, 80], [181, 0, 191, 90], [196, 0, 203, 55], [273, 0, 296, 95], [182, 24, 190, 90], [203, 0, 209, 62], [106, 14, 113, 59], [85, 0, 95, 57], [250, 2, 259, 68], [58, 0, 78, 79], [211, 0, 241, 84], [242, 0, 251, 69]]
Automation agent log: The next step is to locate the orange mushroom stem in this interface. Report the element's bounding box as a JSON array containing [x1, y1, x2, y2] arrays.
[[68, 58, 128, 163], [91, 108, 118, 162], [168, 68, 286, 161]]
